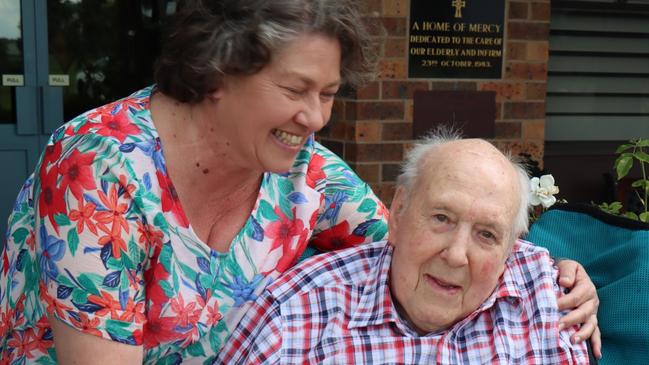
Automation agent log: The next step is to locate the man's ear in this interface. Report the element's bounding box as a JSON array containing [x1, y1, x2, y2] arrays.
[[206, 87, 225, 102], [388, 187, 406, 240]]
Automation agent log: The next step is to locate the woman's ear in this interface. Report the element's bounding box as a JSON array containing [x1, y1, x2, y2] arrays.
[[206, 87, 225, 102]]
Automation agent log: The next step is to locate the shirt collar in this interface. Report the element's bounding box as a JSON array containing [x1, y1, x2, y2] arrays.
[[348, 240, 526, 335]]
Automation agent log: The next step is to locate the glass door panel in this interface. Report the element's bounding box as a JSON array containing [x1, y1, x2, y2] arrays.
[[47, 0, 177, 122], [0, 0, 24, 124]]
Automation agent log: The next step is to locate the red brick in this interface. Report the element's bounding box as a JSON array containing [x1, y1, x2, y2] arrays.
[[509, 2, 529, 19], [523, 120, 545, 139], [383, 0, 407, 16], [382, 122, 413, 141], [378, 59, 407, 79], [328, 121, 349, 139], [351, 163, 380, 183], [495, 101, 503, 120], [505, 63, 547, 81], [430, 81, 477, 91], [382, 81, 429, 99], [354, 101, 405, 120], [495, 121, 522, 139], [479, 82, 525, 101], [382, 163, 402, 182], [531, 2, 551, 21], [507, 22, 550, 40], [493, 140, 544, 163], [356, 82, 380, 100], [526, 82, 547, 100], [346, 143, 403, 162], [355, 121, 382, 142], [384, 38, 407, 58], [360, 0, 382, 14], [371, 182, 397, 206], [503, 102, 546, 119], [527, 42, 548, 61], [382, 17, 408, 36], [507, 42, 527, 61]]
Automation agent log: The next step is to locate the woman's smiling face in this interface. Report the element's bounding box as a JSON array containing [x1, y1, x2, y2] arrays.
[[213, 33, 342, 173]]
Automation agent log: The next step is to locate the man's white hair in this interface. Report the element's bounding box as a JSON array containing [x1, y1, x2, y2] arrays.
[[395, 127, 531, 239]]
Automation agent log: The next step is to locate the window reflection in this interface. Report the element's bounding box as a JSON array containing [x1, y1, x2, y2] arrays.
[[0, 0, 23, 123], [48, 0, 177, 120]]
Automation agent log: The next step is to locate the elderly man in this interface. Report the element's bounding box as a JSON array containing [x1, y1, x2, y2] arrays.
[[217, 133, 590, 364]]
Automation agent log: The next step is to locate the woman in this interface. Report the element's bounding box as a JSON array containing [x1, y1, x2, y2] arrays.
[[0, 0, 599, 364]]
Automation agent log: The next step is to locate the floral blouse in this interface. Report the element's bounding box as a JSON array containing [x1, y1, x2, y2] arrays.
[[0, 87, 388, 364]]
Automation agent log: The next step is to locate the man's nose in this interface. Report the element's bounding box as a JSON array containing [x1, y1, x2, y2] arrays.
[[439, 227, 470, 267]]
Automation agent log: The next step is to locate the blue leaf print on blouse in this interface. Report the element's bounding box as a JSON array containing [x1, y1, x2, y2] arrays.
[[225, 274, 264, 307], [318, 191, 348, 224], [38, 224, 66, 284], [287, 192, 308, 204]]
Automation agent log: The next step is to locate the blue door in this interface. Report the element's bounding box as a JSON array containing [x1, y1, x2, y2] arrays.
[[1, 0, 176, 243]]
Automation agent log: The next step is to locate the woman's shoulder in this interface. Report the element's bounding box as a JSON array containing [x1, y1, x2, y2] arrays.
[[50, 86, 158, 147]]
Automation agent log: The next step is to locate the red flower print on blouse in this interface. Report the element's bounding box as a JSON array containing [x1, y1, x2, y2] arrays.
[[42, 143, 62, 167], [305, 153, 326, 188], [38, 165, 67, 232], [95, 109, 141, 143], [265, 207, 305, 252], [157, 170, 189, 228], [143, 305, 185, 349], [58, 149, 97, 200], [68, 312, 102, 338], [94, 185, 130, 259], [87, 290, 122, 320], [311, 221, 365, 251], [68, 198, 97, 235]]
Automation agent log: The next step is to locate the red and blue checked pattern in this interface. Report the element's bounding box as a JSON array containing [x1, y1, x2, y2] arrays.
[[218, 240, 590, 364]]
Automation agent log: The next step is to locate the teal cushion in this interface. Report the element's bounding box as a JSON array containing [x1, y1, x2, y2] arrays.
[[527, 204, 649, 365]]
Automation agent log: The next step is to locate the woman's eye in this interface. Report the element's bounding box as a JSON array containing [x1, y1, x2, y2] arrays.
[[320, 91, 338, 100]]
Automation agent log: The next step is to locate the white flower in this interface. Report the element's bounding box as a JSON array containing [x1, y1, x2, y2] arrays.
[[530, 174, 560, 208]]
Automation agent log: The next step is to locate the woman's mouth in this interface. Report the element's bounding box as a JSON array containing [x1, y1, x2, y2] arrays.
[[272, 129, 303, 147]]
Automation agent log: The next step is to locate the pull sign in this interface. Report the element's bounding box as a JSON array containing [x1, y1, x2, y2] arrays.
[[48, 74, 70, 86], [2, 74, 24, 86]]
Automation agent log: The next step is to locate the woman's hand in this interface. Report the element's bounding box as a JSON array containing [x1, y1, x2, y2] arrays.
[[555, 259, 602, 359]]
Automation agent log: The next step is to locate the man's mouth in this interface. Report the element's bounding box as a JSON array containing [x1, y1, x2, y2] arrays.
[[425, 274, 462, 293]]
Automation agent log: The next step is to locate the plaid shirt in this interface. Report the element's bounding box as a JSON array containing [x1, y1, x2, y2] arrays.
[[218, 240, 589, 364]]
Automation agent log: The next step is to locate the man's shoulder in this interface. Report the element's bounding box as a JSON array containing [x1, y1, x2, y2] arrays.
[[500, 240, 560, 307], [266, 241, 387, 303]]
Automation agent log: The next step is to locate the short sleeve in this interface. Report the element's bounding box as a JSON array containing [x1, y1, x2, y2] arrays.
[[309, 143, 388, 251], [35, 134, 147, 345]]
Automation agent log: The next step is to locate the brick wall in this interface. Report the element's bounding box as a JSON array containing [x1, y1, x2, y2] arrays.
[[317, 0, 551, 204]]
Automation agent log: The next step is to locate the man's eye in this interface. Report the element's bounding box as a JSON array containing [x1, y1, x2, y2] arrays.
[[479, 231, 496, 241], [433, 214, 448, 223]]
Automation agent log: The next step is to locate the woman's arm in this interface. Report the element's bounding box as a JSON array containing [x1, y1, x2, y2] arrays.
[[555, 259, 602, 359], [50, 317, 143, 364]]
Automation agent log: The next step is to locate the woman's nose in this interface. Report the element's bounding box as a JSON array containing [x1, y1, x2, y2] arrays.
[[295, 96, 328, 131]]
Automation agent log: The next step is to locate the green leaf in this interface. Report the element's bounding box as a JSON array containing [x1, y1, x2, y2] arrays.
[[159, 280, 175, 297], [615, 143, 634, 154], [615, 154, 633, 180], [623, 211, 639, 220], [639, 212, 649, 222], [11, 227, 29, 244], [258, 200, 278, 221], [72, 288, 87, 304], [633, 151, 649, 164], [105, 319, 133, 340], [77, 273, 101, 295], [99, 174, 120, 184], [186, 342, 206, 357], [631, 180, 649, 190], [357, 198, 377, 214], [153, 212, 169, 234], [54, 214, 71, 227], [635, 139, 649, 148], [67, 228, 79, 256]]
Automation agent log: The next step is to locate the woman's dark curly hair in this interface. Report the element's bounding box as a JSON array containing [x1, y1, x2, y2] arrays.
[[154, 0, 375, 103]]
